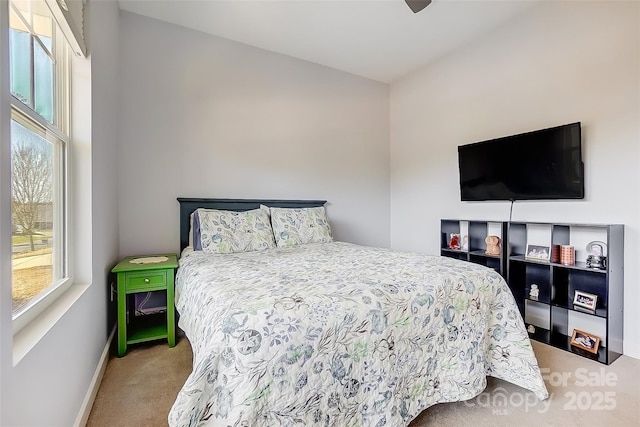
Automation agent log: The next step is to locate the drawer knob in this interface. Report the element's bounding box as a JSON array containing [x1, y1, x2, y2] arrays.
[[144, 278, 150, 283]]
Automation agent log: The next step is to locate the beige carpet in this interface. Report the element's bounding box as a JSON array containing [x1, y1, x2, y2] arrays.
[[86, 330, 193, 427], [87, 332, 640, 427]]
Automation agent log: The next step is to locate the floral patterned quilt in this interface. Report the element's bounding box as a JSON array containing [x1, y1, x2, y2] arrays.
[[169, 242, 548, 426]]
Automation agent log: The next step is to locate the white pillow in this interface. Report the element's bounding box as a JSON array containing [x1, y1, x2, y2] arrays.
[[198, 206, 276, 254], [269, 206, 333, 247]]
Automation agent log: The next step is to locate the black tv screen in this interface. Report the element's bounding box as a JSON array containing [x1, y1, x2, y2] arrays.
[[458, 122, 584, 201]]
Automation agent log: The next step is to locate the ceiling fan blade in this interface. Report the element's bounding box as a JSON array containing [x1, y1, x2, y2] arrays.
[[405, 0, 432, 13]]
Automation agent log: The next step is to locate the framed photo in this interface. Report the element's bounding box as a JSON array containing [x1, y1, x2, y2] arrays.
[[573, 290, 597, 311], [570, 329, 600, 354], [525, 244, 550, 261]]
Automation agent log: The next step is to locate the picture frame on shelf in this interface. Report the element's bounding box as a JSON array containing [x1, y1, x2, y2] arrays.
[[573, 290, 598, 311], [525, 244, 550, 262], [570, 329, 600, 354]]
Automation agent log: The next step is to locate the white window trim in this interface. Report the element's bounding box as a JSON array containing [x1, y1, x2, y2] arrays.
[[12, 277, 72, 333], [11, 49, 91, 365], [10, 109, 71, 335], [11, 95, 66, 141], [9, 0, 71, 335]]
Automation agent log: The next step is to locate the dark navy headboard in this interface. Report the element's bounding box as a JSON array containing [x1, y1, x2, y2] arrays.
[[177, 198, 327, 252]]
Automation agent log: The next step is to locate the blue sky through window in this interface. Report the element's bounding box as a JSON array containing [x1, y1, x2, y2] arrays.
[[9, 28, 53, 123]]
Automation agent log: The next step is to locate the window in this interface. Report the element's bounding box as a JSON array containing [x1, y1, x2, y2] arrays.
[[9, 0, 69, 323]]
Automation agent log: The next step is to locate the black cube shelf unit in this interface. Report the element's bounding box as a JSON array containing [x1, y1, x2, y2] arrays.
[[440, 219, 508, 276], [440, 219, 624, 365]]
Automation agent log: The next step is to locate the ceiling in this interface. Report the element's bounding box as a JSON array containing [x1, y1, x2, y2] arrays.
[[118, 0, 537, 83]]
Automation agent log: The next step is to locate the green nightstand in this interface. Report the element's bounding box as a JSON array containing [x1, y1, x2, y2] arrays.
[[112, 254, 179, 357]]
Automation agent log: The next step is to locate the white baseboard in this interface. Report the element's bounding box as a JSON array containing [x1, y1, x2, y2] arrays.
[[74, 326, 116, 427], [624, 340, 640, 360]]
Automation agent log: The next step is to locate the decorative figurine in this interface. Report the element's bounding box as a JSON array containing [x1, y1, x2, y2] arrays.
[[461, 235, 469, 251], [485, 235, 501, 256], [529, 284, 539, 301], [586, 241, 607, 270], [449, 233, 460, 250]]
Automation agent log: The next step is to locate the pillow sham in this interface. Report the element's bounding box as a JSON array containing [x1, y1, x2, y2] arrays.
[[270, 206, 333, 247], [188, 212, 194, 248], [197, 206, 276, 254], [192, 211, 202, 251]]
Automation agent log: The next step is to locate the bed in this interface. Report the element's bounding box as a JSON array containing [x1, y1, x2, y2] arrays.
[[169, 198, 548, 426]]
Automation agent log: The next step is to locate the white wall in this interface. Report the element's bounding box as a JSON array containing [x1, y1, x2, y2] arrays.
[[0, 1, 12, 417], [0, 1, 120, 425], [390, 1, 640, 358], [117, 12, 390, 256], [89, 0, 121, 337]]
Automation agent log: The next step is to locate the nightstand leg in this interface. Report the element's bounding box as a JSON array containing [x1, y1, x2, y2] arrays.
[[167, 269, 176, 347], [117, 274, 127, 357]]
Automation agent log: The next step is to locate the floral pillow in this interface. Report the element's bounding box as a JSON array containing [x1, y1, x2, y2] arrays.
[[270, 206, 333, 247], [198, 206, 276, 254]]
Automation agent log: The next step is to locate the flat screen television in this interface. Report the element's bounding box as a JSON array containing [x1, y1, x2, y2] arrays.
[[458, 122, 584, 201]]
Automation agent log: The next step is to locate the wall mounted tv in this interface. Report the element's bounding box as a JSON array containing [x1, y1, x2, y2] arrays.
[[458, 122, 584, 201]]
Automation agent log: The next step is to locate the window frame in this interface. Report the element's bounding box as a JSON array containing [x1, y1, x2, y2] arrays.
[[9, 0, 70, 333]]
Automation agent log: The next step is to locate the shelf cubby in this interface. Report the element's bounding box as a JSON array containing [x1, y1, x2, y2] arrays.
[[440, 219, 508, 278]]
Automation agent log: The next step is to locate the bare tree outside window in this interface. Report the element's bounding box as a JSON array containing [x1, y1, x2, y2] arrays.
[[12, 142, 53, 251], [11, 121, 55, 313]]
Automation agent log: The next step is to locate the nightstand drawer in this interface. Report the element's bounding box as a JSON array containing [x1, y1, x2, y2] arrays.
[[125, 271, 167, 292]]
